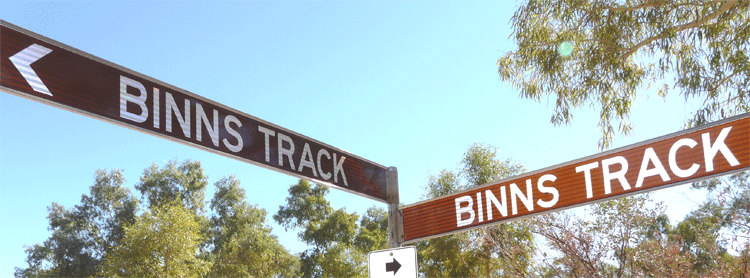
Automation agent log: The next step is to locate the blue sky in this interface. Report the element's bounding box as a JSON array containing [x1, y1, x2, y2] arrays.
[[1, 1, 704, 275]]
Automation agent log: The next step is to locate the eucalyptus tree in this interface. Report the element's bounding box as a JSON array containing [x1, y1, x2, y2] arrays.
[[418, 143, 535, 277], [498, 2, 750, 273], [208, 176, 299, 277], [99, 200, 212, 277], [498, 0, 750, 149], [136, 159, 208, 214], [16, 160, 298, 277], [274, 180, 388, 278], [14, 169, 138, 278]]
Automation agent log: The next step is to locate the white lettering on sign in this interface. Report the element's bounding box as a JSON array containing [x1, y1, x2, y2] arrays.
[[278, 133, 296, 169], [1, 22, 389, 203], [399, 113, 748, 242], [455, 196, 474, 227], [702, 127, 740, 171], [577, 126, 740, 199], [119, 76, 148, 123], [223, 115, 243, 153], [165, 92, 190, 138], [299, 143, 318, 177], [317, 149, 332, 180], [485, 188, 507, 221], [455, 176, 560, 228], [669, 138, 699, 178], [118, 76, 243, 153], [635, 147, 670, 188], [536, 174, 559, 208], [575, 161, 599, 199], [602, 156, 631, 194], [510, 180, 534, 215], [258, 125, 349, 186], [453, 125, 744, 229], [333, 153, 347, 186], [196, 103, 219, 147]]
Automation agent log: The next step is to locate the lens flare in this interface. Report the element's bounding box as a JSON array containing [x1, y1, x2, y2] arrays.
[[558, 41, 573, 56]]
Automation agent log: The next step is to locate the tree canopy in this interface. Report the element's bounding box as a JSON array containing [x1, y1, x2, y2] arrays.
[[15, 160, 296, 278], [418, 143, 535, 277], [209, 176, 299, 277], [498, 1, 750, 274], [274, 180, 388, 278], [15, 155, 750, 277], [498, 0, 750, 149], [14, 169, 138, 278], [99, 200, 211, 277]]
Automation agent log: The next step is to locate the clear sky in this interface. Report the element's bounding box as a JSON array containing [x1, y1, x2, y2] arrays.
[[1, 1, 704, 276]]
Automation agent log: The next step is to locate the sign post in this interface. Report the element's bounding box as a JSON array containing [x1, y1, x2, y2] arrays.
[[401, 113, 750, 243], [0, 20, 389, 203], [386, 167, 404, 247]]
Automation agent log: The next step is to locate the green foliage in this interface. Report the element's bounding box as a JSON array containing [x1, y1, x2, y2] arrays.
[[136, 159, 208, 214], [693, 171, 750, 234], [534, 191, 747, 277], [498, 0, 750, 149], [79, 170, 140, 253], [534, 195, 674, 277], [99, 200, 211, 277], [590, 195, 664, 275], [14, 169, 138, 278], [462, 143, 526, 186], [354, 207, 390, 252], [499, 1, 750, 275], [670, 203, 728, 274], [17, 160, 297, 277], [135, 159, 212, 253], [16, 154, 750, 277], [208, 176, 299, 277], [274, 180, 388, 278], [418, 143, 535, 277], [689, 171, 750, 275], [274, 180, 332, 232]]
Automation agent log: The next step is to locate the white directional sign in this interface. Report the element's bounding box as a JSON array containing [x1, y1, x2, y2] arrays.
[[368, 246, 417, 278]]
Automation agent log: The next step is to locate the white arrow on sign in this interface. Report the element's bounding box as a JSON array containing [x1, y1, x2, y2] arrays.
[[9, 43, 53, 96]]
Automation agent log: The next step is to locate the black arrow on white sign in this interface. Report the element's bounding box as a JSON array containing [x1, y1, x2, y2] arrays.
[[385, 258, 401, 275]]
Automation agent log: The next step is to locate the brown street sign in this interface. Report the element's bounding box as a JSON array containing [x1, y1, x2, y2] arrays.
[[0, 20, 388, 202], [402, 113, 750, 243]]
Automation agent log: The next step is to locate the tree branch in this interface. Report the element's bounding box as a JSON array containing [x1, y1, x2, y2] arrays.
[[605, 1, 663, 12], [620, 0, 739, 60]]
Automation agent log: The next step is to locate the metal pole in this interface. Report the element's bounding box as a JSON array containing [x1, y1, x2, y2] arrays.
[[386, 167, 403, 248]]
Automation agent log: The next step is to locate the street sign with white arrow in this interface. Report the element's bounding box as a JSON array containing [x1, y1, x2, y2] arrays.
[[0, 20, 389, 202], [368, 246, 417, 278]]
